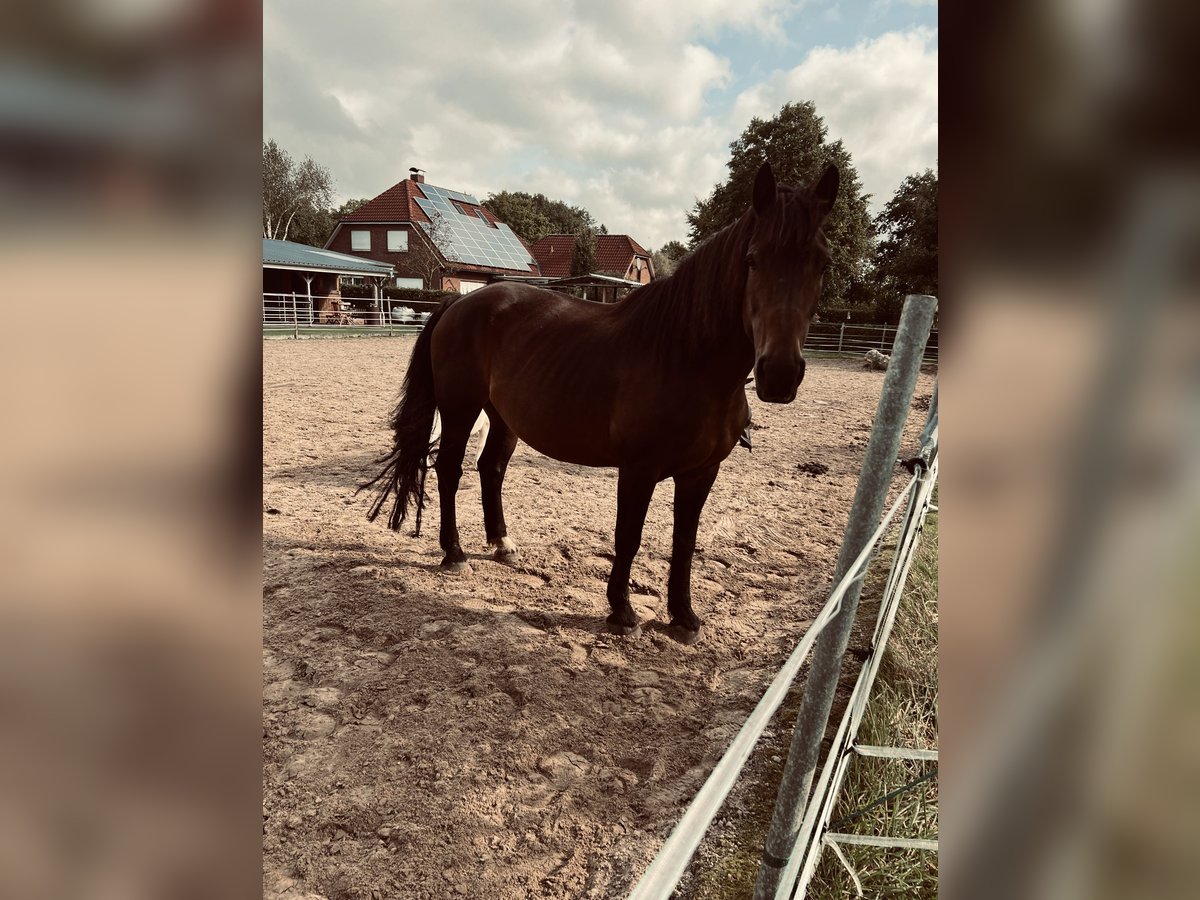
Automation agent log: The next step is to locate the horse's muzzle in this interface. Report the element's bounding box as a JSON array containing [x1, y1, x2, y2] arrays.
[[754, 354, 805, 403]]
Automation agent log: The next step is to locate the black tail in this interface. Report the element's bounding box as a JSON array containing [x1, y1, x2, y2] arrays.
[[358, 297, 458, 535]]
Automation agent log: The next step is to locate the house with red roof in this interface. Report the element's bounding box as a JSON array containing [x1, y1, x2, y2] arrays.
[[324, 168, 541, 293], [530, 234, 655, 286]]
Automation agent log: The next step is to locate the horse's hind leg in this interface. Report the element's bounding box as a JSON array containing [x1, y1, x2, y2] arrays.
[[478, 407, 519, 564], [433, 408, 478, 573]]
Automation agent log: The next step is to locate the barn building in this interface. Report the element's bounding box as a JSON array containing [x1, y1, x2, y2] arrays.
[[262, 239, 393, 323], [529, 233, 655, 303]]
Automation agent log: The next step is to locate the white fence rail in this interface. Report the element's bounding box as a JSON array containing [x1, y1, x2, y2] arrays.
[[805, 322, 939, 361], [262, 292, 432, 330], [262, 294, 938, 359]]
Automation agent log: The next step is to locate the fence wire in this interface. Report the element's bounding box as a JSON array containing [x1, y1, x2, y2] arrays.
[[627, 472, 925, 900]]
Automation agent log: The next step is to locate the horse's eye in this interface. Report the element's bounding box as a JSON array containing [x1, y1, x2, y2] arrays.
[[746, 253, 757, 270]]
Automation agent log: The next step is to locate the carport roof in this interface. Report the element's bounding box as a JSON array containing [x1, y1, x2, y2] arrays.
[[262, 239, 394, 276]]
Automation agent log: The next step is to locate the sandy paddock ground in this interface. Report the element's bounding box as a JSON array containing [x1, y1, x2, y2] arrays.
[[263, 335, 934, 900]]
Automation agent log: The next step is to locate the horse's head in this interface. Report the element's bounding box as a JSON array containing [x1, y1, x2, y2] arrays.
[[743, 161, 839, 403]]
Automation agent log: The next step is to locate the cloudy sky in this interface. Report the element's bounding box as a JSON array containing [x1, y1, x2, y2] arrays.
[[264, 0, 937, 250]]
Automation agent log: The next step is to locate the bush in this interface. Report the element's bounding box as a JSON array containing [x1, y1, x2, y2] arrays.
[[336, 284, 450, 303], [382, 287, 451, 305], [338, 282, 374, 299]]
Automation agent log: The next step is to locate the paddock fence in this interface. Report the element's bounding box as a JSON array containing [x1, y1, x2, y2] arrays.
[[628, 294, 939, 900], [262, 293, 939, 360]]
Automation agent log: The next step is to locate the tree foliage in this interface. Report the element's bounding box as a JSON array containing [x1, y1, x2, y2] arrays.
[[483, 191, 601, 245], [686, 102, 875, 312], [870, 169, 938, 323], [262, 140, 335, 246], [650, 240, 689, 279], [336, 198, 371, 217], [570, 227, 598, 276], [408, 211, 452, 290]]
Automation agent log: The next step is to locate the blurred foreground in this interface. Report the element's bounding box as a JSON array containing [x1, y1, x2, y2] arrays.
[[0, 2, 262, 898], [942, 1, 1200, 898], [0, 1, 1198, 898]]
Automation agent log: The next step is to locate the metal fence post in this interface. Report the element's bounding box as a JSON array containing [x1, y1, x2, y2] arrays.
[[837, 322, 845, 354], [291, 292, 298, 339], [753, 294, 937, 899]]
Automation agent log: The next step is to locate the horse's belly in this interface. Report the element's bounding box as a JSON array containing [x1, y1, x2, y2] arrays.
[[503, 412, 618, 468]]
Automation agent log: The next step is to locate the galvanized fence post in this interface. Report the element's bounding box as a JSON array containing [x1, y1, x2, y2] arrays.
[[753, 294, 937, 899], [291, 292, 298, 339]]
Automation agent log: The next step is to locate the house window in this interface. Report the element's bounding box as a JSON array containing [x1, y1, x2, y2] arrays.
[[458, 280, 486, 294], [395, 277, 423, 289], [387, 230, 408, 252], [351, 230, 371, 250]]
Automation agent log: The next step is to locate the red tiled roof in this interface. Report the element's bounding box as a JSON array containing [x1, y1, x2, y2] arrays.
[[341, 179, 431, 224], [598, 234, 651, 273], [530, 233, 652, 278], [528, 235, 576, 278]]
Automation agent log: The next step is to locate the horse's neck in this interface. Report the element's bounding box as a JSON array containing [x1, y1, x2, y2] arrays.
[[630, 218, 755, 383]]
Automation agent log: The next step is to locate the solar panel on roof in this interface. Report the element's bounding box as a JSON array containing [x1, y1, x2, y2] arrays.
[[413, 186, 534, 271]]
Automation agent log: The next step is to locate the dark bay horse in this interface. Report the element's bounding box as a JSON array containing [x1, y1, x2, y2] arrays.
[[363, 161, 838, 643]]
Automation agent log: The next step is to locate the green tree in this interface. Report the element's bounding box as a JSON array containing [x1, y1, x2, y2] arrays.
[[651, 240, 689, 279], [483, 191, 602, 244], [570, 227, 598, 276], [686, 102, 875, 312], [409, 211, 451, 291], [870, 169, 938, 323], [262, 139, 335, 245], [336, 198, 371, 217], [287, 205, 337, 248]]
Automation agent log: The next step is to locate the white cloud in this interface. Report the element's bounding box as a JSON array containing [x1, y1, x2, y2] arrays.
[[264, 3, 936, 248], [732, 28, 938, 210]]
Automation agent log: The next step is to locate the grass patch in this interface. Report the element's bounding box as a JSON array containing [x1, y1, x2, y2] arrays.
[[807, 498, 938, 899]]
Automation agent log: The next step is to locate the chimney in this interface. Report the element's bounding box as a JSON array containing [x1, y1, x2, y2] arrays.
[[409, 167, 425, 184]]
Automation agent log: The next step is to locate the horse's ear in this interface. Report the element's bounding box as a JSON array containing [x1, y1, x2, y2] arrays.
[[753, 162, 777, 215], [811, 163, 839, 218]]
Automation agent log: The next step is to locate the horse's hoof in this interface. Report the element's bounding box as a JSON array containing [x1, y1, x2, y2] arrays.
[[493, 548, 520, 566], [490, 537, 519, 565], [666, 623, 702, 646], [441, 560, 472, 575], [607, 622, 642, 638]]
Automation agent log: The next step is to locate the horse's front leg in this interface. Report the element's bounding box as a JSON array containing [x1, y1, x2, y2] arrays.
[[667, 464, 720, 643], [606, 469, 657, 636]]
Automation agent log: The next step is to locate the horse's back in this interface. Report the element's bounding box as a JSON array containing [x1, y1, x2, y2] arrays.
[[429, 284, 624, 464]]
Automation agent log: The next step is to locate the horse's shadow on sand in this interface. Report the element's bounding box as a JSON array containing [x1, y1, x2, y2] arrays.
[[269, 449, 570, 493], [264, 533, 690, 645]]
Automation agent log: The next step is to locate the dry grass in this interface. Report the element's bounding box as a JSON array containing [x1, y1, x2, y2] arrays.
[[676, 493, 939, 900], [807, 495, 939, 898]]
